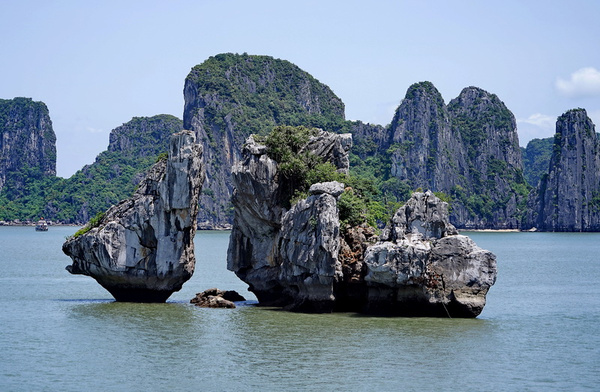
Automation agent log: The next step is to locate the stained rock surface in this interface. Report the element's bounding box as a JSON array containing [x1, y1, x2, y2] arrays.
[[62, 131, 204, 302], [525, 109, 600, 231]]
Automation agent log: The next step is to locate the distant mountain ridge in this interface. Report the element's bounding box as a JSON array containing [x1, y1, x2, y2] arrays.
[[0, 53, 598, 232], [382, 82, 527, 228]]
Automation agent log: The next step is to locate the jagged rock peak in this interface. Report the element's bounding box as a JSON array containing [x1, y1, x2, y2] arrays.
[[383, 190, 458, 242], [391, 81, 447, 131], [0, 97, 56, 192], [385, 81, 526, 229], [403, 81, 446, 105], [525, 108, 600, 231], [62, 130, 205, 302], [448, 85, 521, 165], [389, 81, 469, 194], [451, 86, 507, 109]]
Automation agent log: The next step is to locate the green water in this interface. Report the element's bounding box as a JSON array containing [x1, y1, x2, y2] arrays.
[[0, 227, 598, 391]]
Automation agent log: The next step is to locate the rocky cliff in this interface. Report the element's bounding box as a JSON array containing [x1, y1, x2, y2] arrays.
[[0, 97, 56, 193], [227, 130, 352, 311], [525, 109, 600, 231], [62, 131, 204, 302], [388, 82, 470, 193], [447, 86, 527, 228], [227, 127, 496, 316], [385, 83, 527, 229], [183, 53, 346, 228]]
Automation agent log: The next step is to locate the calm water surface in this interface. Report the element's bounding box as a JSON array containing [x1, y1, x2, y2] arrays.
[[0, 227, 598, 391]]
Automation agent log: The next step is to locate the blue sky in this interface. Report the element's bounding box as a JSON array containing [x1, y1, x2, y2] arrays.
[[2, 0, 599, 177]]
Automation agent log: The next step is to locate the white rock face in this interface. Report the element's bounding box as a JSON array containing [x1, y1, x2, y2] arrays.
[[62, 131, 205, 302], [275, 188, 342, 311], [364, 191, 497, 317]]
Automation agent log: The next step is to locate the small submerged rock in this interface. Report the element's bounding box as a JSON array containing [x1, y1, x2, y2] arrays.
[[190, 288, 246, 308]]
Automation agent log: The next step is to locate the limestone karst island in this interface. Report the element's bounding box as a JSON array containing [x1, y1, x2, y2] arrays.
[[2, 53, 599, 316]]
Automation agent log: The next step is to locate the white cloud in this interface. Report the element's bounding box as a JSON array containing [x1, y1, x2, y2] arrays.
[[556, 67, 600, 98], [517, 113, 556, 145], [517, 113, 555, 130]]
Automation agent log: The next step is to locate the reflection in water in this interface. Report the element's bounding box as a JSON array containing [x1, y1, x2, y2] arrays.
[[207, 308, 499, 390], [61, 300, 502, 390]]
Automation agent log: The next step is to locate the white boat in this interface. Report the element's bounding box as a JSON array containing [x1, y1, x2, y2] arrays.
[[35, 219, 48, 231]]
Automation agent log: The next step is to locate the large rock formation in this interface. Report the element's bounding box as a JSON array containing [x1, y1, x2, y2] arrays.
[[227, 128, 496, 316], [227, 130, 352, 312], [0, 97, 56, 193], [62, 131, 204, 302], [447, 86, 526, 228], [525, 109, 600, 231], [183, 53, 346, 229], [388, 82, 469, 193]]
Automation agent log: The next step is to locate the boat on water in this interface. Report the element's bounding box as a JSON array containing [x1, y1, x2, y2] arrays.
[[35, 219, 48, 231]]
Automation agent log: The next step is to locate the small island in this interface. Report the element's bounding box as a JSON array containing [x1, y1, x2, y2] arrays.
[[227, 126, 496, 317]]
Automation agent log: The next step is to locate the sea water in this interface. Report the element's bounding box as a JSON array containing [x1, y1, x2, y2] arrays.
[[0, 227, 598, 391]]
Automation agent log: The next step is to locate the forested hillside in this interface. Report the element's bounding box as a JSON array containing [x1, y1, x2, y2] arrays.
[[1, 53, 595, 230]]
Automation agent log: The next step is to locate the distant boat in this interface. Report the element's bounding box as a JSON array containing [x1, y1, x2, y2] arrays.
[[35, 219, 48, 231]]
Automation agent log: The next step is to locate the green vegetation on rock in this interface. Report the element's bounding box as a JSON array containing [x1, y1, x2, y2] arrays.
[[184, 53, 348, 141], [264, 125, 396, 229]]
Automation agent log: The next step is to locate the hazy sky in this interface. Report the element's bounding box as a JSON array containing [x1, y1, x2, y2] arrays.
[[2, 0, 599, 177]]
